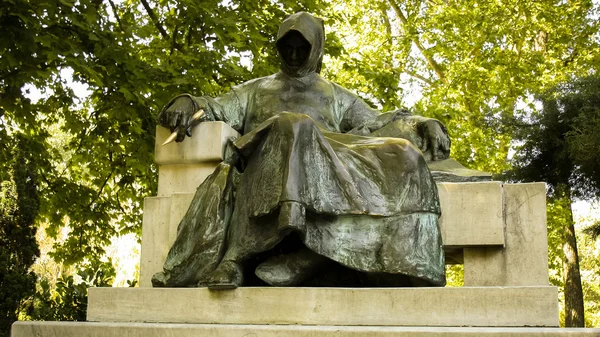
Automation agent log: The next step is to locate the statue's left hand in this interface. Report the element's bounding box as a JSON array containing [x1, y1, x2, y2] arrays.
[[417, 119, 450, 161]]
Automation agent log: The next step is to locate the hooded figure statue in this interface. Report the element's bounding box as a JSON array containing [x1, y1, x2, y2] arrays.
[[152, 12, 450, 288]]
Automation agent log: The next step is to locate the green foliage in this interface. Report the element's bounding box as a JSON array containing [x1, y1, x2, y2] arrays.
[[325, 0, 600, 174], [31, 260, 114, 322], [508, 75, 600, 199], [322, 1, 403, 110], [578, 228, 600, 327], [583, 221, 600, 239], [547, 198, 569, 287], [445, 264, 464, 287], [0, 137, 40, 337]]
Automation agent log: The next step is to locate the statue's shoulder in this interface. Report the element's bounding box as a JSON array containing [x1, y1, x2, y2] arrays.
[[232, 74, 278, 91], [327, 80, 360, 101]]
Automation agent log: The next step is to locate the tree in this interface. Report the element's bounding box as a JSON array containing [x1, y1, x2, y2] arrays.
[[325, 0, 599, 174], [0, 136, 40, 337], [507, 75, 600, 327], [578, 217, 600, 326]]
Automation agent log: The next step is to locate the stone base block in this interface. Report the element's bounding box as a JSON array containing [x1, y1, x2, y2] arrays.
[[154, 122, 240, 165], [12, 321, 600, 337], [87, 287, 559, 327], [464, 183, 549, 286], [140, 194, 195, 287], [157, 163, 218, 196], [437, 181, 504, 247]]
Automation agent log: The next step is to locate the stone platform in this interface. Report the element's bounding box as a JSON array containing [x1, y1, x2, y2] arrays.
[[85, 287, 559, 327], [12, 321, 600, 337]]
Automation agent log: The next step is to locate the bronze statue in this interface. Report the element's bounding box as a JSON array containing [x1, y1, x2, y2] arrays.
[[152, 12, 450, 289]]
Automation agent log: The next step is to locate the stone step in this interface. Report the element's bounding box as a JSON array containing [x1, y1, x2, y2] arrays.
[[12, 321, 600, 337], [87, 287, 559, 327]]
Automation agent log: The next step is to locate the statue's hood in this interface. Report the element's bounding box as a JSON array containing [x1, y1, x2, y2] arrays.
[[276, 12, 324, 77]]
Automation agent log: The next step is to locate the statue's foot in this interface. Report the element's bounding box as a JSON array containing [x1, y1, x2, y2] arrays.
[[200, 261, 243, 290], [255, 247, 327, 286], [151, 271, 170, 287]]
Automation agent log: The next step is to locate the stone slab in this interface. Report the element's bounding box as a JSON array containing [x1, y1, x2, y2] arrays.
[[140, 197, 171, 288], [155, 122, 240, 165], [87, 287, 559, 327], [464, 183, 549, 286], [140, 194, 194, 287], [437, 182, 504, 247], [157, 163, 218, 196], [15, 322, 600, 337]]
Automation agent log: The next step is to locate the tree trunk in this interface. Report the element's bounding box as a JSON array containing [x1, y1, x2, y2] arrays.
[[558, 188, 585, 327]]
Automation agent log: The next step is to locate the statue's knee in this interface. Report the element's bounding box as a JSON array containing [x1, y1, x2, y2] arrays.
[[384, 138, 425, 172], [273, 112, 315, 130], [276, 111, 312, 122]]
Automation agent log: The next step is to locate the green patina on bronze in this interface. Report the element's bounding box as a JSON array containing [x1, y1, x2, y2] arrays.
[[153, 12, 453, 289]]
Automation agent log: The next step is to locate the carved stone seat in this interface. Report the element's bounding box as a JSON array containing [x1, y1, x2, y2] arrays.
[[13, 123, 600, 336], [141, 123, 551, 290]]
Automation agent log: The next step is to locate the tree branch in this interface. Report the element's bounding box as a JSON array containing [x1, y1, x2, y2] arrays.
[[170, 4, 183, 55], [140, 0, 179, 51], [404, 70, 433, 85], [379, 5, 393, 44], [388, 0, 446, 82], [87, 165, 114, 210], [107, 0, 125, 34], [171, 23, 179, 55], [186, 26, 192, 47]]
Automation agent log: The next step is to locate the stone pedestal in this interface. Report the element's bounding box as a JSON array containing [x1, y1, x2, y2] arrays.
[[13, 322, 600, 337], [86, 287, 560, 327]]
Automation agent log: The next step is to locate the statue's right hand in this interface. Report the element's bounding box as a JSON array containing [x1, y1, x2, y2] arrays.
[[158, 96, 197, 142]]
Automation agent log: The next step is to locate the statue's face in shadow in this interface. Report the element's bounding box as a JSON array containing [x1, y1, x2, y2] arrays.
[[279, 31, 311, 69]]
